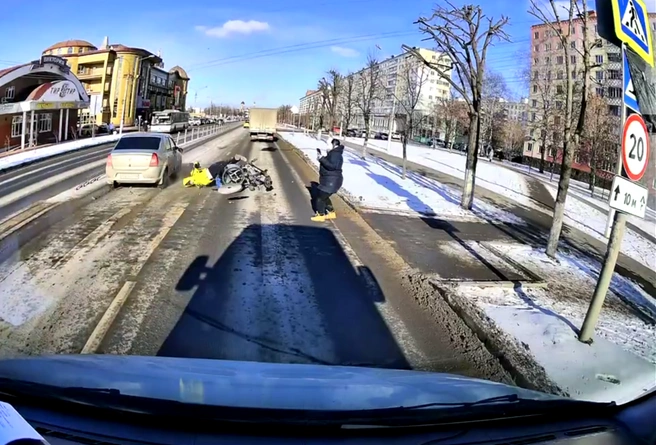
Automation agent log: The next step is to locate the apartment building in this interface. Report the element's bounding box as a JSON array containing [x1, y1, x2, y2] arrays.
[[503, 98, 529, 123], [353, 47, 453, 132], [41, 38, 189, 127], [298, 89, 323, 128], [524, 11, 656, 165]]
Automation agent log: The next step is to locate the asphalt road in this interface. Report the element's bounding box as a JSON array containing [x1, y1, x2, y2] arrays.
[[0, 130, 512, 385], [0, 143, 113, 222]]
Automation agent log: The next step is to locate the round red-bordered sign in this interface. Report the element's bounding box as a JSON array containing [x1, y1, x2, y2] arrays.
[[622, 114, 650, 182]]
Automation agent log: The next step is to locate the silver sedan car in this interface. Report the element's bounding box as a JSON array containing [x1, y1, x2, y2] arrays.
[[106, 133, 183, 188]]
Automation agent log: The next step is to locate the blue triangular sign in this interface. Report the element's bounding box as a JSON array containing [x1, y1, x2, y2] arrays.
[[623, 52, 640, 114]]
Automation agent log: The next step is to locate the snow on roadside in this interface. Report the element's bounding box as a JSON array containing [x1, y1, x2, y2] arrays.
[[0, 134, 122, 172], [447, 242, 656, 403], [342, 136, 655, 272], [281, 132, 524, 224]]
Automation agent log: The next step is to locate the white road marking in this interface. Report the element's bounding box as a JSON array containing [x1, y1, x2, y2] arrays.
[[81, 203, 187, 353], [0, 159, 105, 210]]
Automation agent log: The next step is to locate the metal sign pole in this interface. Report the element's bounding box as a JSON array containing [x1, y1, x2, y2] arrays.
[[603, 44, 628, 238]]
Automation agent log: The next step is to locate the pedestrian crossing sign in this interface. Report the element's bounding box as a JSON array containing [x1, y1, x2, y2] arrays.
[[623, 51, 640, 114], [611, 0, 654, 66]]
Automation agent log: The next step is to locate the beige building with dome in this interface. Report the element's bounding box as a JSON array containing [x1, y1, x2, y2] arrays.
[[42, 39, 190, 127]]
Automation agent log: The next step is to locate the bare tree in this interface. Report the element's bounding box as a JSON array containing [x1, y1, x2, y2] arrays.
[[407, 2, 509, 210], [582, 94, 617, 196], [480, 71, 509, 157], [502, 119, 528, 159], [435, 96, 469, 148], [355, 53, 383, 159], [341, 72, 357, 131], [528, 0, 594, 257], [392, 56, 429, 178], [277, 104, 293, 124], [318, 69, 343, 130]]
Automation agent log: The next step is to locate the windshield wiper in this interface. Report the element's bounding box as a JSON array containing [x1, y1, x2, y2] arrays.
[[364, 394, 615, 413]]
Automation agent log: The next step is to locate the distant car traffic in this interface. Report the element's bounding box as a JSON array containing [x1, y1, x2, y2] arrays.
[[106, 133, 183, 189], [243, 121, 250, 128]]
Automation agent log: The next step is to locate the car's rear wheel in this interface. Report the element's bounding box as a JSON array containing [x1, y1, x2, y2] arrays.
[[158, 169, 169, 189]]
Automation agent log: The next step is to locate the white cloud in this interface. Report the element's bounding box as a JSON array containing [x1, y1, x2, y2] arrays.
[[196, 20, 270, 38], [330, 46, 359, 57]]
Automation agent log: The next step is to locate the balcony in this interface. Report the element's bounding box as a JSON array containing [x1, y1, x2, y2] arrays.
[[77, 68, 104, 79]]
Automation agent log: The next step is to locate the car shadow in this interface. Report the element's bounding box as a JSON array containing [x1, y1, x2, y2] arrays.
[[157, 224, 410, 369]]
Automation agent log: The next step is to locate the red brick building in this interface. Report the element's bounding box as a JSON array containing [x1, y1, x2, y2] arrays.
[[0, 55, 89, 152]]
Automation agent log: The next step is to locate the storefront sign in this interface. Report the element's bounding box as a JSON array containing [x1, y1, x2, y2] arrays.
[[36, 102, 55, 109], [30, 55, 70, 73], [39, 81, 79, 102], [0, 103, 21, 114]]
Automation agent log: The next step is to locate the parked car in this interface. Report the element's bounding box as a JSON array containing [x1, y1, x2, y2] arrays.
[[346, 128, 358, 137], [391, 132, 401, 141], [106, 133, 183, 189]]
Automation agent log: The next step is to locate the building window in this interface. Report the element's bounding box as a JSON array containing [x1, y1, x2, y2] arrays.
[[595, 55, 604, 64], [571, 55, 576, 64], [532, 99, 537, 107], [556, 101, 563, 109], [5, 86, 15, 99], [596, 71, 604, 81], [545, 56, 551, 64], [608, 87, 622, 98], [557, 71, 563, 79], [608, 69, 621, 79], [68, 47, 73, 54], [534, 57, 539, 65], [78, 47, 83, 53], [572, 70, 577, 79], [554, 116, 561, 125], [557, 56, 563, 64], [596, 87, 605, 97], [609, 105, 620, 116], [570, 42, 576, 49], [113, 99, 118, 118], [531, 112, 536, 122], [545, 43, 551, 50], [534, 45, 539, 52], [38, 114, 52, 133], [556, 85, 563, 94], [11, 116, 22, 138], [533, 85, 538, 93]]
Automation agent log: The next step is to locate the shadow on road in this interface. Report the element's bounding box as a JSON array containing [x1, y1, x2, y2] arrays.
[[157, 224, 410, 370]]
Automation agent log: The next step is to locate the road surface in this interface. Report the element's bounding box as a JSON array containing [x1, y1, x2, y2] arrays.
[[0, 129, 511, 384]]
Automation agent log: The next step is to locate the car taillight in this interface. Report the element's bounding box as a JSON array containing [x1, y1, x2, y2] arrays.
[[149, 153, 159, 167], [106, 154, 112, 168]]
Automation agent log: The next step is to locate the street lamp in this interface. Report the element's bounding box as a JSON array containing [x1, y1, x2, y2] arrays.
[[120, 54, 156, 134]]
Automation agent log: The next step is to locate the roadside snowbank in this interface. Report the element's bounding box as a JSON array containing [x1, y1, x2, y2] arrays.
[[443, 242, 656, 404]]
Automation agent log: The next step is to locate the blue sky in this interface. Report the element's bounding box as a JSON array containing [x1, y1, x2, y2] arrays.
[[0, 0, 631, 108]]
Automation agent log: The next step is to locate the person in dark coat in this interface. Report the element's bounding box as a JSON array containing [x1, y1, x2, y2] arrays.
[[311, 138, 344, 222]]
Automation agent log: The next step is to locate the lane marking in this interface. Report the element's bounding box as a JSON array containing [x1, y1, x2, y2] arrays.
[[80, 203, 188, 354], [50, 206, 134, 269], [0, 148, 110, 188], [0, 159, 105, 209], [81, 281, 136, 354]]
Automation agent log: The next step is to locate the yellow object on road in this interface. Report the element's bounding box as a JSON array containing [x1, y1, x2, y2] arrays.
[[183, 162, 215, 187]]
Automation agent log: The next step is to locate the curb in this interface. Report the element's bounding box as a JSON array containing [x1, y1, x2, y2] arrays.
[[431, 281, 568, 396]]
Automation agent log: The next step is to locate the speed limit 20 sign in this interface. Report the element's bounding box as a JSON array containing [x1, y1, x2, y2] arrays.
[[622, 114, 650, 181]]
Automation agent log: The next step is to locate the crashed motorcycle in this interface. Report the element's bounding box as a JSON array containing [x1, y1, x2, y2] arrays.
[[221, 155, 274, 192]]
